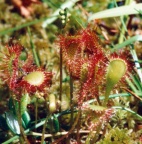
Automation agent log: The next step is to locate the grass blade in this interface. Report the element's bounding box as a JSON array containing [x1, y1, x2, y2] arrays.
[[88, 3, 142, 21]]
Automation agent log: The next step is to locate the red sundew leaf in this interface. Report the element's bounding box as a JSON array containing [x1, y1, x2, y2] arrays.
[[18, 70, 52, 93], [0, 43, 23, 91], [81, 28, 102, 55], [59, 27, 108, 105]]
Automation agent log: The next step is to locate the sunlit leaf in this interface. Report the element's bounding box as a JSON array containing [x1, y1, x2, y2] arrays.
[[5, 112, 20, 135], [88, 3, 142, 21]]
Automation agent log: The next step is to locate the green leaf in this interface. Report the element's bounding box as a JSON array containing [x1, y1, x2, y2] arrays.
[[130, 74, 142, 93], [53, 114, 59, 132], [88, 3, 142, 21], [22, 111, 31, 129], [48, 115, 60, 133], [0, 17, 49, 36], [104, 59, 127, 105], [20, 51, 28, 61], [111, 35, 142, 52], [15, 93, 30, 115], [88, 105, 106, 112], [5, 111, 20, 135]]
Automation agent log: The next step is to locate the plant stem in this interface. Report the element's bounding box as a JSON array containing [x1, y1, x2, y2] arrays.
[[17, 101, 29, 144], [35, 98, 38, 130], [41, 116, 49, 144], [77, 109, 81, 143], [59, 46, 62, 113], [70, 75, 74, 126], [28, 27, 40, 67], [103, 85, 113, 106]]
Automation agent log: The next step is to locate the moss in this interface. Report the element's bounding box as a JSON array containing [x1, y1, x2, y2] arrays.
[[97, 127, 136, 144]]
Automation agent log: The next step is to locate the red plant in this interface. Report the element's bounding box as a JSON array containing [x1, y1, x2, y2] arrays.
[[59, 28, 107, 105], [18, 68, 52, 93], [0, 43, 23, 90], [89, 108, 115, 131], [59, 28, 132, 106], [109, 50, 133, 77], [0, 42, 52, 97]]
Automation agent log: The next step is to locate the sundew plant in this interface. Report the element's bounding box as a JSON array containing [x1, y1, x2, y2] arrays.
[[0, 0, 142, 143]]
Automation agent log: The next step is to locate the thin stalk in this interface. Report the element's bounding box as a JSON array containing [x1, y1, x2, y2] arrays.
[[76, 109, 81, 143], [27, 27, 40, 67], [59, 47, 62, 113], [103, 85, 113, 106], [17, 101, 29, 144], [35, 98, 38, 129], [70, 75, 74, 126], [41, 95, 54, 144], [41, 116, 49, 144]]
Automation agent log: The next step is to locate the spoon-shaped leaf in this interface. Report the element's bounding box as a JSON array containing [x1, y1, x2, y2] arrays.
[[104, 59, 127, 105]]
